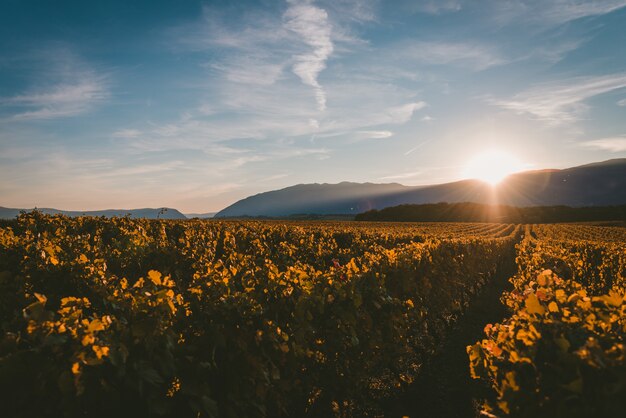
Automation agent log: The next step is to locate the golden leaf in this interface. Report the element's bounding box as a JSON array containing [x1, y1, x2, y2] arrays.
[[505, 371, 520, 391], [92, 345, 110, 359], [148, 270, 162, 286], [525, 293, 545, 315]]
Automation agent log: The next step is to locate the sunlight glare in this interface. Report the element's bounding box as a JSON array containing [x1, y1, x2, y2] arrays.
[[463, 149, 526, 185]]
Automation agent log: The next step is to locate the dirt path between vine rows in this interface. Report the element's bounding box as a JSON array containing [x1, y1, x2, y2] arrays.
[[385, 249, 518, 418]]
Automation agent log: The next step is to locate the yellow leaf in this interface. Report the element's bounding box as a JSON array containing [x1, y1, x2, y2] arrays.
[[49, 256, 59, 266], [87, 319, 105, 332], [406, 299, 414, 308], [498, 400, 510, 414], [525, 293, 545, 315], [148, 270, 162, 286], [71, 362, 81, 375], [568, 293, 581, 304], [505, 371, 520, 391], [81, 334, 95, 346], [537, 271, 551, 286], [548, 301, 559, 312], [92, 345, 110, 359], [79, 254, 88, 263], [601, 290, 623, 307]]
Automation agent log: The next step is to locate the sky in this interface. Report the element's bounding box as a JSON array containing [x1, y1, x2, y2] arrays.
[[1, 0, 626, 213]]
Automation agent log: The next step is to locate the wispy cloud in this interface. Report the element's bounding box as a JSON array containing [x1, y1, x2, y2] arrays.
[[580, 136, 626, 152], [618, 98, 626, 106], [174, 1, 345, 111], [112, 129, 142, 139], [209, 58, 285, 86], [533, 0, 626, 25], [404, 139, 433, 155], [484, 0, 626, 27], [1, 51, 108, 121], [284, 0, 334, 111], [384, 101, 427, 123], [357, 130, 393, 139], [492, 73, 626, 124], [379, 171, 422, 180], [396, 41, 505, 71], [408, 0, 462, 15], [162, 0, 432, 147]]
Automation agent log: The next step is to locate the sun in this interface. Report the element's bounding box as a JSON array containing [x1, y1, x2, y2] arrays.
[[463, 149, 526, 185]]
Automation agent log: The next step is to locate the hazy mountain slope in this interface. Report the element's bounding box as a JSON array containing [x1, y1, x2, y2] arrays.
[[215, 159, 626, 217], [184, 212, 217, 219], [0, 207, 187, 220], [215, 182, 413, 217]]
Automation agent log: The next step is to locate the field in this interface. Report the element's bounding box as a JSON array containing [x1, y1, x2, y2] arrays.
[[0, 213, 625, 417]]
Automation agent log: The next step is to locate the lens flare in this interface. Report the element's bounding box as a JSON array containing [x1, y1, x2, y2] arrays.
[[463, 150, 526, 185]]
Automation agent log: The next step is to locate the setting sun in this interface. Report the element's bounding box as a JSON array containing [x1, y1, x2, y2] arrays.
[[463, 149, 526, 185]]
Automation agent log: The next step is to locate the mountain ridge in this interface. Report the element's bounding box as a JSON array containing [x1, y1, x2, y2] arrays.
[[0, 207, 187, 220], [215, 159, 626, 217]]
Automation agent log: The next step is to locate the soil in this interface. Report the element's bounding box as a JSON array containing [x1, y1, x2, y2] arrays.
[[384, 253, 517, 418]]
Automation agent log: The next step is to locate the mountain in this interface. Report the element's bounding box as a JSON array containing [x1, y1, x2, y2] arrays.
[[215, 159, 626, 217], [216, 182, 413, 218], [184, 212, 217, 219], [0, 207, 187, 220]]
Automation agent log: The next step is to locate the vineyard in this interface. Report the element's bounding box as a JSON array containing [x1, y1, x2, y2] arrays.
[[0, 213, 624, 417]]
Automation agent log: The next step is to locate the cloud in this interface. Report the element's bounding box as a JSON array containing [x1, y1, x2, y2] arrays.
[[409, 0, 462, 14], [150, 1, 426, 157], [1, 51, 108, 121], [397, 41, 505, 71], [404, 139, 433, 155], [112, 129, 142, 139], [483, 0, 626, 28], [384, 101, 427, 124], [284, 0, 334, 111], [533, 0, 626, 25], [6, 76, 108, 120], [177, 1, 342, 110], [618, 98, 626, 106], [580, 136, 626, 152], [357, 130, 393, 139], [492, 73, 626, 124], [379, 171, 422, 180], [319, 0, 377, 23], [209, 58, 285, 86]]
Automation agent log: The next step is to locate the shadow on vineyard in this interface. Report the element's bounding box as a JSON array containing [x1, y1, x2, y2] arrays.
[[2, 215, 626, 418], [386, 246, 518, 418]]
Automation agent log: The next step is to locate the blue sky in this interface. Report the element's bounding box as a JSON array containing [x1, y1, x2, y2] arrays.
[[1, 0, 625, 212]]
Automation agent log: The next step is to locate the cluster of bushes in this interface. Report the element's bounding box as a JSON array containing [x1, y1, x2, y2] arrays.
[[356, 202, 626, 223], [468, 231, 626, 417], [0, 213, 518, 417]]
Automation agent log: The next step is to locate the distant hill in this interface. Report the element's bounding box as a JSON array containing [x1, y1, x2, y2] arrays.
[[216, 182, 413, 218], [215, 159, 626, 217], [0, 207, 187, 220], [184, 212, 217, 219]]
